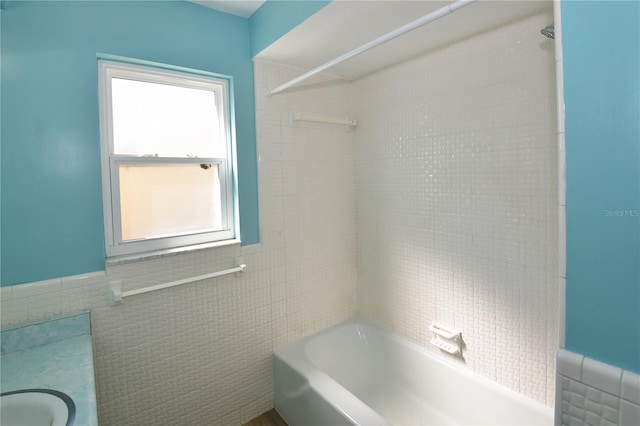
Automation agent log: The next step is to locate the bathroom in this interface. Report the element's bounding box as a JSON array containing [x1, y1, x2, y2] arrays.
[[1, 0, 638, 425]]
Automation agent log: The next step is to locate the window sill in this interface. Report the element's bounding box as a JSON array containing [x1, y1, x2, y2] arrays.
[[105, 238, 241, 266]]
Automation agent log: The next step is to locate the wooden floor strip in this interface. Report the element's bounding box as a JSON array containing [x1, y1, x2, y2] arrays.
[[242, 409, 288, 426]]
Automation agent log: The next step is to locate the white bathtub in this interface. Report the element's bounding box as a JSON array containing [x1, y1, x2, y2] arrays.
[[274, 321, 553, 425]]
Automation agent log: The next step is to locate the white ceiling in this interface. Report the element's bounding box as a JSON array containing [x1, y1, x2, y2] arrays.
[[188, 0, 265, 18], [256, 0, 552, 81]]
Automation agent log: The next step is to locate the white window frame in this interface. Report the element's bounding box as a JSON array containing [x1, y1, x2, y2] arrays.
[[98, 59, 239, 258]]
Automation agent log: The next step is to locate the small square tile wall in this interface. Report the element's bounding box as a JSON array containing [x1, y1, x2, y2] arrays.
[[556, 349, 640, 426], [353, 11, 558, 406], [0, 59, 357, 425]]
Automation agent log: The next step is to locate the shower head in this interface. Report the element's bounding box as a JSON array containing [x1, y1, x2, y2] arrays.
[[541, 23, 555, 39]]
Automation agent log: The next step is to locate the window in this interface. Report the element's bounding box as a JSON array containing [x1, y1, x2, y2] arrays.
[[98, 60, 238, 258]]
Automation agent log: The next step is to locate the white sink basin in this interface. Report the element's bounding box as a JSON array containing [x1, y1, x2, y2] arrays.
[[0, 389, 75, 426]]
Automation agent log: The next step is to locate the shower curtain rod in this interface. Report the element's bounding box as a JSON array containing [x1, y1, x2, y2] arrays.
[[269, 0, 478, 95]]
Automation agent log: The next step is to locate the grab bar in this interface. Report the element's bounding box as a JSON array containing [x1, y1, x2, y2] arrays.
[[109, 258, 246, 305], [289, 110, 357, 127]]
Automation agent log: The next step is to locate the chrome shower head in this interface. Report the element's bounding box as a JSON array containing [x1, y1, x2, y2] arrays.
[[541, 23, 555, 39]]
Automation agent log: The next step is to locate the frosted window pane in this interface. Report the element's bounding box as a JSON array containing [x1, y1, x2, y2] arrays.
[[111, 78, 226, 158], [119, 163, 222, 241]]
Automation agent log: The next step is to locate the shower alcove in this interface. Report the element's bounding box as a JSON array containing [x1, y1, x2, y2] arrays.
[[255, 0, 560, 410]]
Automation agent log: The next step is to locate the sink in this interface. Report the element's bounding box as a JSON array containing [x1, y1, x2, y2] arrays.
[[0, 389, 76, 426]]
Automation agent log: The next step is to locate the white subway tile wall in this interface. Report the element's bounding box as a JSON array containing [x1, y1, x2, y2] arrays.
[[0, 60, 357, 425], [353, 11, 558, 406], [557, 350, 640, 426], [622, 371, 640, 405], [560, 377, 620, 426]]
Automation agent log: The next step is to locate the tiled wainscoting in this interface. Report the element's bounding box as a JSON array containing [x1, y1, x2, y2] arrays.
[[556, 350, 640, 426]]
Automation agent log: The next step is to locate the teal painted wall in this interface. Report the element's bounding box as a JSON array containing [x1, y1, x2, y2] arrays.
[[563, 0, 640, 373], [1, 0, 259, 286], [249, 0, 331, 57]]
